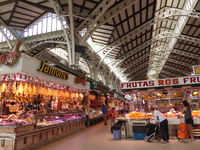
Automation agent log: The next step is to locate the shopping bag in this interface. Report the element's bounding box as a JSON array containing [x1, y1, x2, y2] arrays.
[[178, 123, 188, 139]]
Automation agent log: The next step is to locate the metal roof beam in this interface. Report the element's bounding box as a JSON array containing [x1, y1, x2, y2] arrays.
[[149, 46, 200, 60], [50, 0, 72, 65], [133, 72, 147, 80], [128, 68, 148, 79], [126, 59, 148, 73], [163, 65, 189, 75], [161, 70, 182, 77], [79, 0, 117, 45], [167, 58, 192, 69], [152, 0, 199, 76], [68, 0, 75, 65], [96, 8, 200, 54], [172, 49, 200, 60], [148, 45, 200, 72], [118, 31, 200, 61], [23, 0, 54, 13], [127, 63, 148, 77], [121, 53, 149, 68]]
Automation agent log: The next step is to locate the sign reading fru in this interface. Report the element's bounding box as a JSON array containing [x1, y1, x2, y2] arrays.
[[121, 75, 200, 89]]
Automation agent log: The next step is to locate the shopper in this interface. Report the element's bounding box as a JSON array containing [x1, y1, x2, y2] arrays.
[[151, 107, 169, 143], [124, 102, 129, 113], [182, 100, 195, 142], [46, 98, 53, 113], [109, 107, 116, 127], [102, 104, 108, 125]]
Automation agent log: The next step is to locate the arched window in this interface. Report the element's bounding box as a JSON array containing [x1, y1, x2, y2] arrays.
[[24, 13, 68, 37], [0, 27, 15, 43]]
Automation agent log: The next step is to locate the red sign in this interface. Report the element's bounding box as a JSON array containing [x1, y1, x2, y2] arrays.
[[74, 76, 87, 86]]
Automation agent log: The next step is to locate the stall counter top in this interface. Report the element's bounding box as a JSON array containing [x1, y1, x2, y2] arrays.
[[118, 118, 200, 125], [167, 118, 200, 125]]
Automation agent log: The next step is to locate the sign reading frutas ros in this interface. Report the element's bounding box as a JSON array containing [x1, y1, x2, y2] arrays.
[[121, 75, 200, 89], [38, 62, 68, 80]]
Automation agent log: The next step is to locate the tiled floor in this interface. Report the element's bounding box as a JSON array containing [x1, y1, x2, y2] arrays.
[[36, 123, 200, 150]]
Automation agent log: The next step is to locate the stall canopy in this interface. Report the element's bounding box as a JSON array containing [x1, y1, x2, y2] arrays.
[[0, 54, 90, 91]]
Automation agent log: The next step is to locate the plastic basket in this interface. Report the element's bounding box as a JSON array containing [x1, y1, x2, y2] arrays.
[[133, 132, 146, 140], [113, 130, 122, 140]]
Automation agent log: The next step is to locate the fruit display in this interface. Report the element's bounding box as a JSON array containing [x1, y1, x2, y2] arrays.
[[129, 112, 148, 119], [192, 110, 200, 118], [117, 117, 126, 120], [164, 112, 176, 118]]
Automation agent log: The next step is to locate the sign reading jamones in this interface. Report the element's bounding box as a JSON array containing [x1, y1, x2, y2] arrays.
[[38, 62, 68, 80], [121, 76, 200, 89]]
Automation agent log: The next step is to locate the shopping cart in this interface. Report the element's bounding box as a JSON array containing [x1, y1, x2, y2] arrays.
[[144, 121, 161, 142]]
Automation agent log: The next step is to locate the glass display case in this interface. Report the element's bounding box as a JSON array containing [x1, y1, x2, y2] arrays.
[[88, 110, 103, 126], [35, 112, 85, 127]]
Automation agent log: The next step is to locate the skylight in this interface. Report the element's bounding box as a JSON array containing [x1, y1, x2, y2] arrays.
[[0, 27, 15, 43], [24, 13, 68, 38]]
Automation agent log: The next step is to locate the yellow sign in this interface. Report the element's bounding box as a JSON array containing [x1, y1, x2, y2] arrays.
[[38, 62, 68, 80], [193, 65, 200, 75]]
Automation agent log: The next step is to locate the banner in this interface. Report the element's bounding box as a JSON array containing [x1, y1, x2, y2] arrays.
[[121, 75, 200, 89]]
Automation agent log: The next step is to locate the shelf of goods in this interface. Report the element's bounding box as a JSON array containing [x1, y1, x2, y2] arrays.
[[193, 126, 200, 139], [88, 110, 103, 126], [0, 112, 86, 150], [121, 112, 150, 138]]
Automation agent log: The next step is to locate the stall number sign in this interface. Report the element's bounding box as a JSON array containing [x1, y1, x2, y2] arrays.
[[121, 75, 200, 89], [38, 62, 68, 80]]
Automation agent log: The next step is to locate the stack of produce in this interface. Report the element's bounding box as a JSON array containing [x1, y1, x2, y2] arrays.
[[129, 112, 148, 119], [192, 110, 200, 118], [165, 112, 176, 118]]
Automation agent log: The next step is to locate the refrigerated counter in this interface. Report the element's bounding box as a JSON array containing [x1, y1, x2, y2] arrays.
[[118, 118, 200, 139]]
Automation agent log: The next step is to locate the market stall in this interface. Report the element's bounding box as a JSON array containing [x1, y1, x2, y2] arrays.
[[120, 76, 200, 139], [0, 54, 89, 150], [87, 91, 103, 126]]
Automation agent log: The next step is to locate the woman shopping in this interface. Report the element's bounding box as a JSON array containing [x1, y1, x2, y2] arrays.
[[151, 107, 169, 143], [109, 107, 116, 127], [182, 100, 195, 142]]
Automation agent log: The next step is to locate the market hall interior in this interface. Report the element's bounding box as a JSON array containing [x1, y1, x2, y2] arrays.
[[1, 0, 200, 150]]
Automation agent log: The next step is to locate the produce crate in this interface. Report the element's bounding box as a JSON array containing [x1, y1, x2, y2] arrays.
[[133, 132, 146, 140]]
